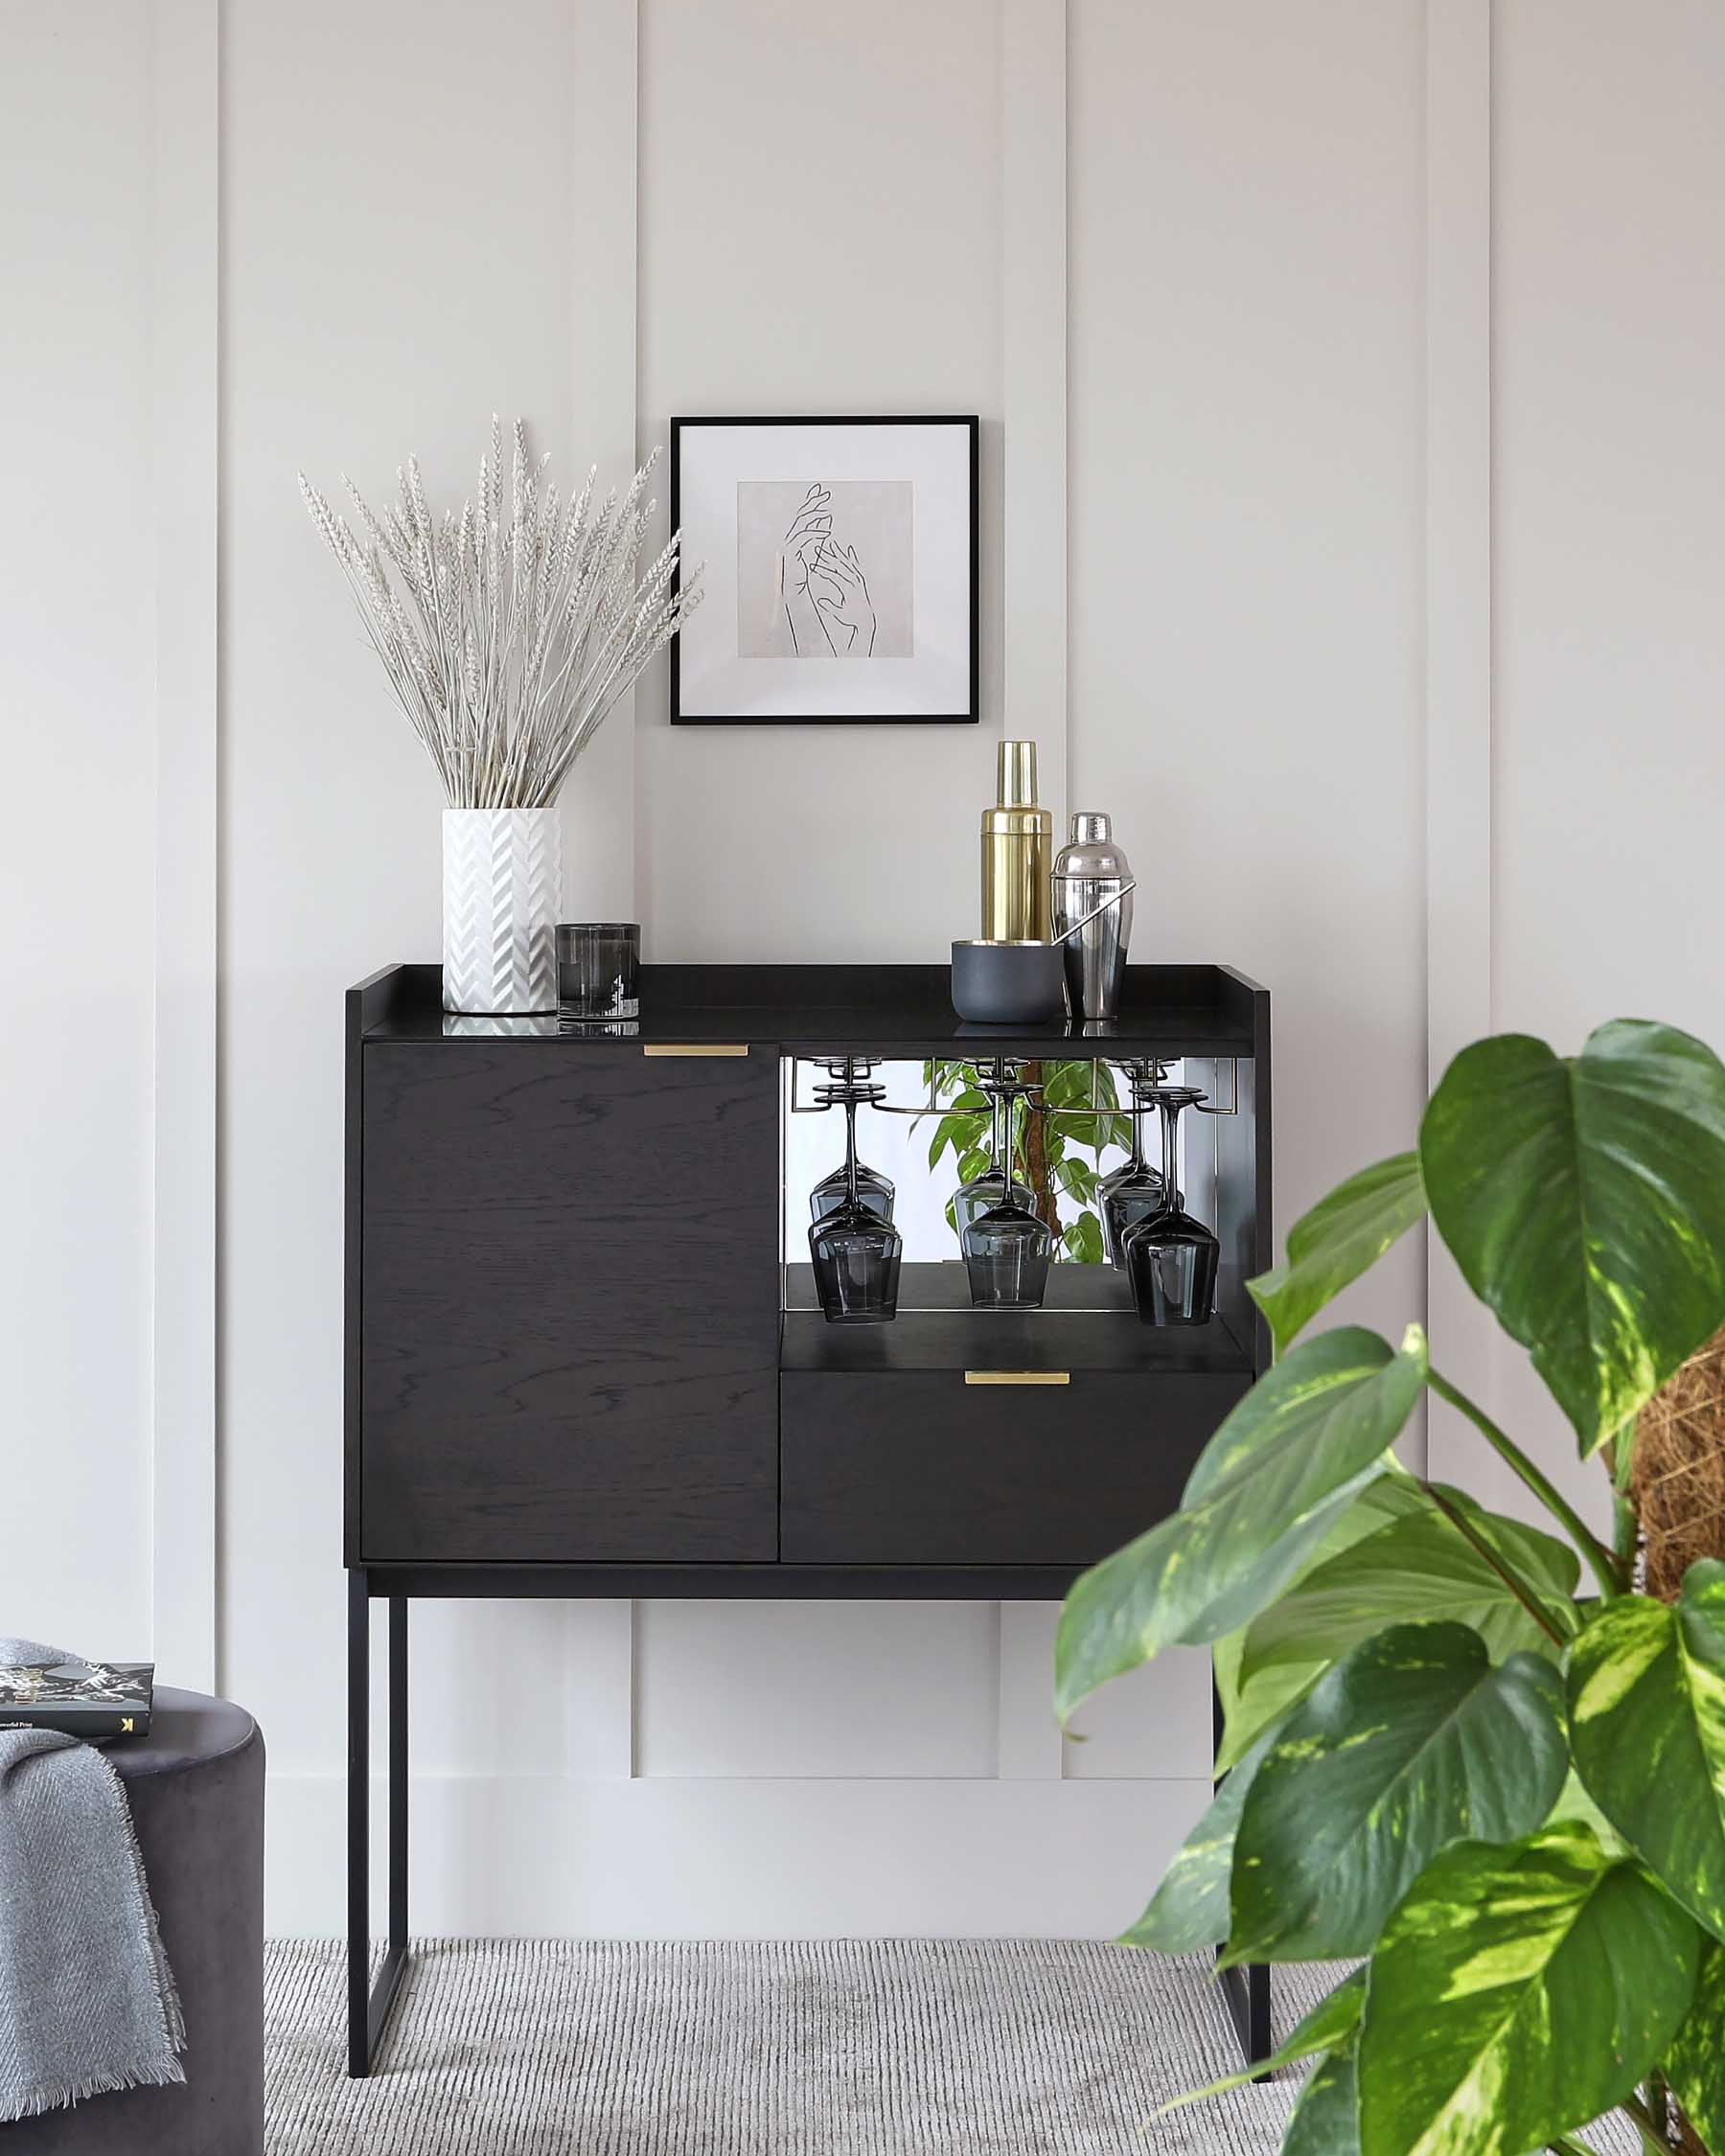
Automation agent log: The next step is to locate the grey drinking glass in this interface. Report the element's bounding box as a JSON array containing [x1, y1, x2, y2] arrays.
[[808, 1093, 902, 1325], [1124, 1089, 1219, 1326], [962, 1196, 1053, 1308], [556, 922, 640, 1022], [1098, 1071, 1167, 1265]]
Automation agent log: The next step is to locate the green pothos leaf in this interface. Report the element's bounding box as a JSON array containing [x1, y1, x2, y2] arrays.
[[1213, 1477, 1427, 1774], [1420, 1021, 1725, 1455], [1055, 1156, 1099, 1204], [1281, 2041, 1360, 2156], [1055, 1328, 1424, 1718], [1541, 1768, 1627, 1857], [1236, 1487, 1579, 1692], [1119, 1727, 1277, 1953], [1228, 1625, 1568, 1962], [1666, 1933, 1725, 2153], [1567, 1559, 1725, 1939], [1041, 1058, 1099, 1107], [1043, 1110, 1125, 1153], [927, 1111, 986, 1168], [1160, 1967, 1366, 2112], [1249, 1151, 1427, 1358], [1356, 1823, 1700, 2156], [1060, 1210, 1105, 1266]]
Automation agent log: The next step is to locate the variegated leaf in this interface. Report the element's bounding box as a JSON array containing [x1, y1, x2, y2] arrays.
[[1282, 2042, 1360, 2156], [1567, 1560, 1725, 1939], [1213, 1478, 1427, 1775], [1228, 1624, 1567, 1962], [1120, 1726, 1277, 1953], [1236, 1488, 1579, 1694], [1160, 1968, 1365, 2113], [1055, 1328, 1426, 1719], [1420, 1021, 1725, 1455], [1665, 1934, 1725, 2152], [1541, 1767, 1627, 1854], [1249, 1151, 1427, 1358], [1356, 1824, 1699, 2156]]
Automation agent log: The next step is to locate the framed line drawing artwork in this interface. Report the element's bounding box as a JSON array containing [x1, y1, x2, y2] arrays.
[[669, 415, 979, 725]]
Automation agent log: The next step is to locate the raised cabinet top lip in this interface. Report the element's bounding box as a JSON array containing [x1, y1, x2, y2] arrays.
[[350, 961, 1269, 1058]]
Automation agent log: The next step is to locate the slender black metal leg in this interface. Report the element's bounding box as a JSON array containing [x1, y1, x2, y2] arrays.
[[1217, 1960, 1273, 2074], [348, 1575, 409, 2077], [347, 1568, 370, 2076], [388, 1595, 408, 1954], [1212, 1675, 1273, 2076]]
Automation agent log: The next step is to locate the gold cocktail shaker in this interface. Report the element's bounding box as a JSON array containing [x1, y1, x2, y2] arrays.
[[980, 740, 1053, 941]]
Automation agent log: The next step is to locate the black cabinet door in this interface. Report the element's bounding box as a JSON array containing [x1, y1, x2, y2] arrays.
[[360, 1044, 779, 1562]]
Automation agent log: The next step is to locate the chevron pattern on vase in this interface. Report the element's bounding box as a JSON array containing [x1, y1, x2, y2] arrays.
[[442, 808, 562, 1015]]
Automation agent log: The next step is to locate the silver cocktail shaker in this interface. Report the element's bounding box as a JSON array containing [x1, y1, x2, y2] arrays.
[[1051, 812, 1133, 1020]]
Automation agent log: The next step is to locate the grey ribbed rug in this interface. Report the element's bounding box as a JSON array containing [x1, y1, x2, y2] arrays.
[[271, 1938, 1649, 2155], [264, 1938, 1342, 2153]]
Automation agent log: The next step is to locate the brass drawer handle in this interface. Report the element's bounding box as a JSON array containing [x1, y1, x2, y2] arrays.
[[641, 1044, 750, 1058], [964, 1370, 1071, 1387]]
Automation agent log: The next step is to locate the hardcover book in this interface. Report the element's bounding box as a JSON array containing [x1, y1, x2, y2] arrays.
[[0, 1658, 153, 1741]]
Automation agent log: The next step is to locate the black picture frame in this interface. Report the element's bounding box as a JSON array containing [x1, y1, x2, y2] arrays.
[[669, 414, 979, 726]]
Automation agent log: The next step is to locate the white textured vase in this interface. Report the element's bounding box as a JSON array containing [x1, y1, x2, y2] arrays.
[[441, 807, 562, 1015]]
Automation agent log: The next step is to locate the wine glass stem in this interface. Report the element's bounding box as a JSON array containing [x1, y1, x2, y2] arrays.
[[844, 1097, 860, 1209], [1160, 1099, 1182, 1204]]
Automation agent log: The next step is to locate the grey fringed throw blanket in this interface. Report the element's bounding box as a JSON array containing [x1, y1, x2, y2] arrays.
[[0, 1640, 183, 2120]]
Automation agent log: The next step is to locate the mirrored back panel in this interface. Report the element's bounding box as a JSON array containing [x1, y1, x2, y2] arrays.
[[779, 1054, 1236, 1316]]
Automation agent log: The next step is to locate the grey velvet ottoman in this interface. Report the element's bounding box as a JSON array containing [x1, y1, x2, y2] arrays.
[[4, 1688, 264, 2155]]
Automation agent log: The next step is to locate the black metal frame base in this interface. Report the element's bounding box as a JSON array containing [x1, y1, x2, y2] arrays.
[[1218, 1960, 1273, 2076], [1211, 1686, 1273, 2078], [347, 1566, 1272, 2079], [348, 1571, 409, 2076]]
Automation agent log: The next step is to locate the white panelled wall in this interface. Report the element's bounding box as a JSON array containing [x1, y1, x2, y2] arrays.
[[2, 0, 1722, 1934], [2, 3, 157, 1656]]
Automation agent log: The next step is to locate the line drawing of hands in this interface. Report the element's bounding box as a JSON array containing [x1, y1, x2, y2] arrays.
[[807, 539, 877, 657], [778, 484, 834, 655]]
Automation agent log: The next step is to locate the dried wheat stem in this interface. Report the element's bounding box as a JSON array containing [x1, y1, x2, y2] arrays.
[[301, 421, 702, 810]]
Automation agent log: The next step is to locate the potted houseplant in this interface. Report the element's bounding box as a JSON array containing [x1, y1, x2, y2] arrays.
[[300, 420, 702, 1014], [1057, 1019, 1725, 2154]]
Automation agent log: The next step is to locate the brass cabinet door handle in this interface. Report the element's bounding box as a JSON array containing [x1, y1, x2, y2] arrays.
[[640, 1044, 751, 1058], [964, 1370, 1071, 1387]]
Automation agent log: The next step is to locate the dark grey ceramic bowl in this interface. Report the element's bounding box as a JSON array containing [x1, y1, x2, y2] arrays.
[[950, 940, 1066, 1024]]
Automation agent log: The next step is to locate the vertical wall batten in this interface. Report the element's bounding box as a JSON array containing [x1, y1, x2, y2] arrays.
[[150, 0, 220, 1691], [1424, 0, 1499, 1490]]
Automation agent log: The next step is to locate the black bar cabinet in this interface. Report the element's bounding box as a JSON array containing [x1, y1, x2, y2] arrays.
[[344, 961, 1273, 2076]]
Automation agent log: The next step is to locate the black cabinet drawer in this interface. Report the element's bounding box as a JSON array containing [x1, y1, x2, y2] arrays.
[[360, 1043, 779, 1563], [780, 1368, 1248, 1567]]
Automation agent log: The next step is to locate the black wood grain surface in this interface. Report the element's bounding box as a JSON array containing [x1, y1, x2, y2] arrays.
[[353, 962, 1265, 1058], [778, 1305, 1252, 1376], [780, 1369, 1247, 1565], [360, 1044, 779, 1562]]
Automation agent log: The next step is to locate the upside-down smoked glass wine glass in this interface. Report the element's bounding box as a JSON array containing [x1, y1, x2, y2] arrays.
[[962, 1190, 1053, 1309], [1098, 1063, 1169, 1265], [959, 1071, 1052, 1308], [1123, 1088, 1219, 1326], [810, 1060, 895, 1224], [952, 1062, 1036, 1237], [808, 1080, 902, 1324]]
